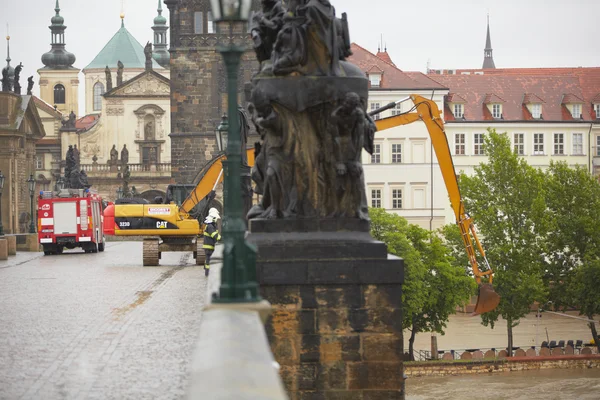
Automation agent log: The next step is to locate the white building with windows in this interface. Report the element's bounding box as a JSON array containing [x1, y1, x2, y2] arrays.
[[350, 42, 600, 230]]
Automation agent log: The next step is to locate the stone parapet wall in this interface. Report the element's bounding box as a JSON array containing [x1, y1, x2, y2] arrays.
[[405, 354, 600, 377]]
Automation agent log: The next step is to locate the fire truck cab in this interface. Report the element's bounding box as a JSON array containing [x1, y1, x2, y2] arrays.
[[38, 189, 106, 255]]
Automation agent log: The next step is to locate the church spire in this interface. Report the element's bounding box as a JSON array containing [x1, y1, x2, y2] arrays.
[[482, 14, 496, 69], [152, 0, 170, 68], [41, 0, 76, 69], [2, 31, 15, 90]]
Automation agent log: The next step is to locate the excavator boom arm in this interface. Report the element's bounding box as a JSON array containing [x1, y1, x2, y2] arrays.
[[373, 95, 492, 284]]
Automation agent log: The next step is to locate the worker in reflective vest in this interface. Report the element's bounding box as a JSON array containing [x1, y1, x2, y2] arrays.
[[203, 208, 222, 276]]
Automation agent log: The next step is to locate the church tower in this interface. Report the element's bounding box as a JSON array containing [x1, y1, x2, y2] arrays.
[[482, 15, 496, 69], [163, 0, 260, 183], [152, 0, 170, 68], [38, 0, 80, 116]]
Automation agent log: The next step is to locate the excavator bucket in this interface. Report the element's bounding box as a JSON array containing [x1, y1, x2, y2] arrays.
[[473, 283, 500, 315]]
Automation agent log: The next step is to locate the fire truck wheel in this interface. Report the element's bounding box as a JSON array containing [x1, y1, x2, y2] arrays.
[[43, 244, 55, 256], [98, 239, 105, 252], [56, 246, 64, 255]]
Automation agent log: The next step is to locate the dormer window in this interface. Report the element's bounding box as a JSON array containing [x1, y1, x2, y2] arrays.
[[369, 73, 382, 88], [453, 103, 464, 118], [572, 103, 582, 119], [531, 103, 542, 119], [492, 104, 502, 119], [594, 103, 600, 119]]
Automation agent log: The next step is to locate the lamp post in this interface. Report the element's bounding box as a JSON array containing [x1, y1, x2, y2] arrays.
[[215, 113, 229, 153], [27, 174, 36, 233], [209, 0, 260, 304], [116, 187, 123, 200], [0, 171, 5, 236]]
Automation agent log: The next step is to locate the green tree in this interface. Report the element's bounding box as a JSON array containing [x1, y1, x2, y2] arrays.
[[406, 224, 475, 359], [458, 129, 548, 355], [544, 161, 600, 349], [370, 208, 475, 360]]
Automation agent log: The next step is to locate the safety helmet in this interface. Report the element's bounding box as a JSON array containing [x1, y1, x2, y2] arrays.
[[208, 208, 221, 220]]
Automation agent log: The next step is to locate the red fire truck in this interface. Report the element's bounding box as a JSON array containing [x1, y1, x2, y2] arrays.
[[38, 189, 106, 255]]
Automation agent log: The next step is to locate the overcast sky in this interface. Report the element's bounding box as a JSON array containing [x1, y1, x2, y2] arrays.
[[4, 0, 600, 115]]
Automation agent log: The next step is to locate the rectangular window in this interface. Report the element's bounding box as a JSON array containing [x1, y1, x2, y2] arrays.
[[553, 133, 564, 155], [35, 155, 43, 170], [370, 103, 381, 120], [531, 103, 542, 119], [572, 133, 583, 155], [371, 143, 381, 164], [391, 143, 402, 163], [572, 104, 581, 119], [534, 133, 544, 155], [455, 133, 465, 155], [371, 189, 382, 208], [194, 12, 203, 34], [596, 136, 600, 157], [391, 104, 402, 116], [392, 189, 402, 209], [369, 74, 381, 88], [207, 11, 215, 33], [453, 103, 463, 118], [595, 104, 600, 119], [474, 133, 485, 155], [492, 104, 502, 119], [513, 133, 524, 155]]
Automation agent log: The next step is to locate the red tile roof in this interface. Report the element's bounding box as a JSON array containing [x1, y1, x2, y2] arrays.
[[523, 93, 545, 104], [32, 96, 63, 118], [348, 43, 446, 90], [430, 70, 600, 122], [375, 50, 395, 66], [561, 93, 585, 104], [76, 114, 101, 132], [483, 93, 506, 104]]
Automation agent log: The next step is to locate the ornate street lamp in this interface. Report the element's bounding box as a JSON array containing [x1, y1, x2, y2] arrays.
[[116, 187, 123, 200], [0, 171, 5, 236], [215, 113, 229, 153], [27, 174, 36, 233], [209, 0, 260, 304]]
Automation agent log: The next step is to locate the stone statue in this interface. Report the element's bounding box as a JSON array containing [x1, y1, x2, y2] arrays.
[[123, 165, 131, 182], [69, 168, 81, 189], [68, 111, 76, 128], [144, 42, 153, 70], [79, 169, 90, 189], [13, 62, 23, 94], [251, 0, 285, 64], [110, 145, 118, 165], [120, 144, 129, 165], [144, 121, 154, 140], [27, 76, 34, 95], [131, 186, 139, 198], [331, 92, 375, 219], [248, 0, 376, 220], [0, 68, 10, 91], [116, 60, 124, 86], [73, 144, 80, 167], [105, 65, 113, 91], [65, 145, 75, 186]]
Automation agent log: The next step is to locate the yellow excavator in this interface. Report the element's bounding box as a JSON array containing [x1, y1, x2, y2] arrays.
[[369, 94, 500, 315], [103, 149, 255, 266]]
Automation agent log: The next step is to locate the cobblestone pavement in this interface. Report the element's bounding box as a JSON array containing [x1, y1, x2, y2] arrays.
[[0, 242, 207, 400]]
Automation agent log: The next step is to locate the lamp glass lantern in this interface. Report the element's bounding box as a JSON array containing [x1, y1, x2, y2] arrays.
[[27, 174, 35, 195], [116, 187, 123, 199], [215, 114, 229, 152], [209, 0, 252, 22], [0, 171, 4, 192]]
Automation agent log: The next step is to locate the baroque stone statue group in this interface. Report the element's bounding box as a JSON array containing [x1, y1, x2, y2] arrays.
[[248, 0, 375, 220]]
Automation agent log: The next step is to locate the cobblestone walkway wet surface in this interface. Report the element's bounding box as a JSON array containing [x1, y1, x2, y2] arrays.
[[0, 242, 206, 400]]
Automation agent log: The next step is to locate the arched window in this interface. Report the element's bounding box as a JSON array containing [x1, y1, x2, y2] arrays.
[[93, 82, 105, 111], [54, 84, 65, 104]]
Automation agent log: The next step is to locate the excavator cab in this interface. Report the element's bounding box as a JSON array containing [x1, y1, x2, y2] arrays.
[[474, 283, 500, 315]]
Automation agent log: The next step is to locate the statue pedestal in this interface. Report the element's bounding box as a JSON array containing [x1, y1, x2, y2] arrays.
[[247, 218, 405, 398], [109, 164, 118, 173]]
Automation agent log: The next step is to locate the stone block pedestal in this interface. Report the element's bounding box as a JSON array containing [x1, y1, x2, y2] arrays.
[[248, 218, 405, 399], [5, 235, 16, 255], [0, 238, 7, 260], [16, 233, 40, 252]]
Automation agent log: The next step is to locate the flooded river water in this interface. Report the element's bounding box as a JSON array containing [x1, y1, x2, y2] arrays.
[[407, 368, 600, 399]]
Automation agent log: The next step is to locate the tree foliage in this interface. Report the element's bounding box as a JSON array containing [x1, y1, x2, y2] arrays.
[[455, 129, 548, 354], [370, 208, 474, 359]]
